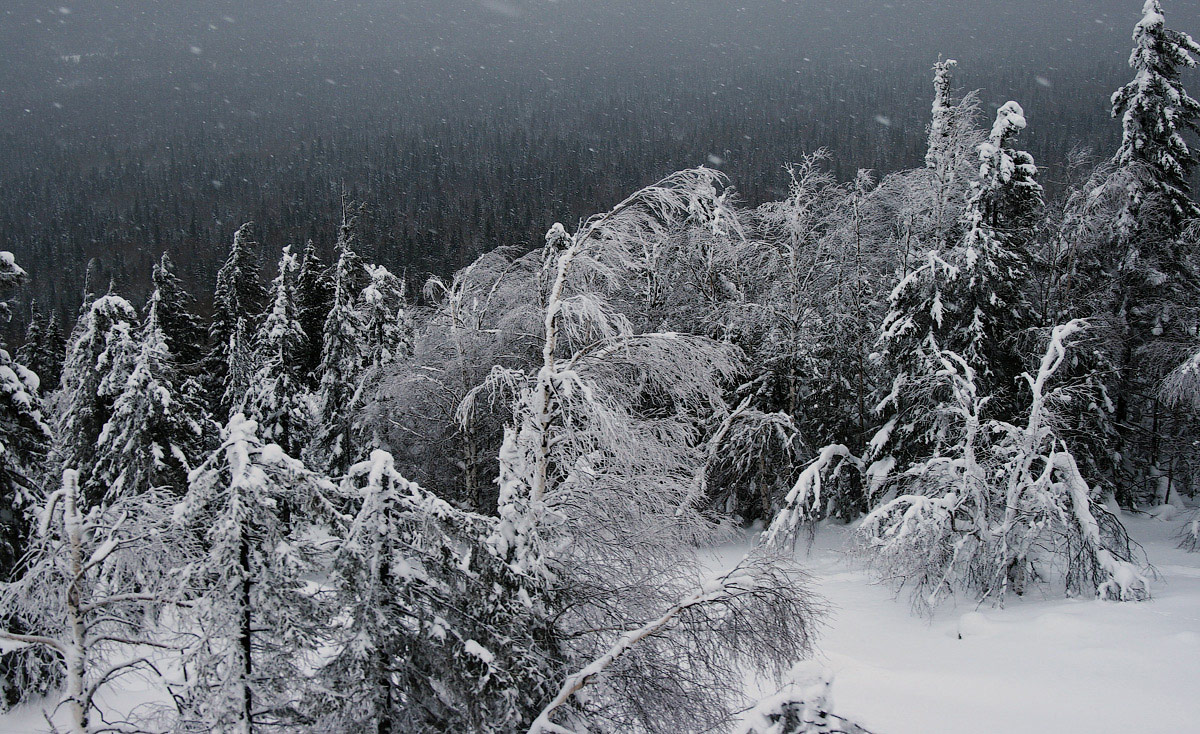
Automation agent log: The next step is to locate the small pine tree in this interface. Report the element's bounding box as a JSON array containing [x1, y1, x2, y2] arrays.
[[57, 293, 140, 506], [296, 240, 334, 387], [93, 287, 207, 502], [246, 247, 311, 458], [207, 223, 268, 418], [173, 414, 335, 733]]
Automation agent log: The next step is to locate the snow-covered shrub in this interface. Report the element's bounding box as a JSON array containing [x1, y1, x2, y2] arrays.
[[737, 663, 867, 734], [857, 322, 1149, 611]]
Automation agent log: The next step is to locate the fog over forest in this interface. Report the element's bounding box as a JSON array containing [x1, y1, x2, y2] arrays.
[[1, 0, 1195, 315]]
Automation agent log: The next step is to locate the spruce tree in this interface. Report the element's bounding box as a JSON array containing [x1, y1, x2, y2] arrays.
[[93, 286, 207, 502], [872, 100, 1042, 468], [207, 223, 268, 418], [953, 101, 1041, 392], [921, 58, 984, 250], [296, 240, 333, 387], [150, 252, 206, 368], [1092, 0, 1200, 502], [246, 247, 311, 458], [36, 313, 66, 391], [1111, 0, 1200, 232], [0, 252, 57, 708], [14, 304, 42, 377], [173, 414, 334, 733], [312, 218, 370, 473], [222, 317, 258, 420], [57, 293, 139, 506], [360, 263, 414, 370]]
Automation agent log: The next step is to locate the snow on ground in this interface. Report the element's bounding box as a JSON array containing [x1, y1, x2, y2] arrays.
[[3, 512, 1198, 733], [764, 512, 1200, 733]]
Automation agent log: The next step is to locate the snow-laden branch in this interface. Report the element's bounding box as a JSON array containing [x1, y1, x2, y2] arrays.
[[528, 567, 760, 734]]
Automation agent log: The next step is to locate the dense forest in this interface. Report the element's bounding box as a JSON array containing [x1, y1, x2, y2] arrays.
[[0, 0, 1199, 732], [0, 0, 1161, 325]]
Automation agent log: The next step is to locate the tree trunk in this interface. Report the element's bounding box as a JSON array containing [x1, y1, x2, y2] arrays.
[[63, 479, 89, 734], [239, 535, 254, 734]]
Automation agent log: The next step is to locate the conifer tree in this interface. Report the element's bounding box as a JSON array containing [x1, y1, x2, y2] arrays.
[[207, 223, 268, 418], [222, 317, 258, 420], [14, 304, 42, 377], [1083, 0, 1200, 503], [1111, 0, 1200, 232], [952, 101, 1041, 392], [57, 293, 139, 506], [173, 414, 335, 733], [0, 253, 57, 708], [296, 240, 333, 387], [312, 218, 370, 473], [360, 264, 414, 370], [872, 100, 1042, 470], [150, 252, 205, 368], [921, 58, 984, 250], [93, 286, 207, 502], [246, 247, 311, 458], [314, 450, 564, 733], [36, 312, 66, 391]]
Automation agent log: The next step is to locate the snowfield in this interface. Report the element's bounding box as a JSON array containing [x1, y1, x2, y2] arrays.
[[782, 512, 1200, 734], [4, 511, 1198, 733]]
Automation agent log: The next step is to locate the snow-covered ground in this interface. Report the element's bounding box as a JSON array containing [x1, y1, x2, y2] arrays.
[[4, 512, 1198, 733], [779, 513, 1200, 733]]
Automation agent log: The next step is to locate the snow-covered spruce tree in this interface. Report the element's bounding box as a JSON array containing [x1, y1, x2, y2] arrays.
[[359, 264, 413, 371], [0, 253, 58, 708], [474, 169, 819, 733], [15, 304, 43, 377], [870, 100, 1042, 478], [854, 322, 1148, 613], [221, 317, 258, 421], [150, 253, 206, 368], [18, 304, 66, 393], [1111, 0, 1200, 232], [920, 58, 985, 251], [206, 223, 268, 418], [312, 450, 564, 734], [0, 469, 190, 733], [1075, 0, 1200, 506], [245, 246, 311, 459], [952, 102, 1041, 393], [295, 241, 334, 388], [56, 293, 139, 506], [92, 285, 208, 502], [172, 414, 336, 734], [311, 218, 370, 474]]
